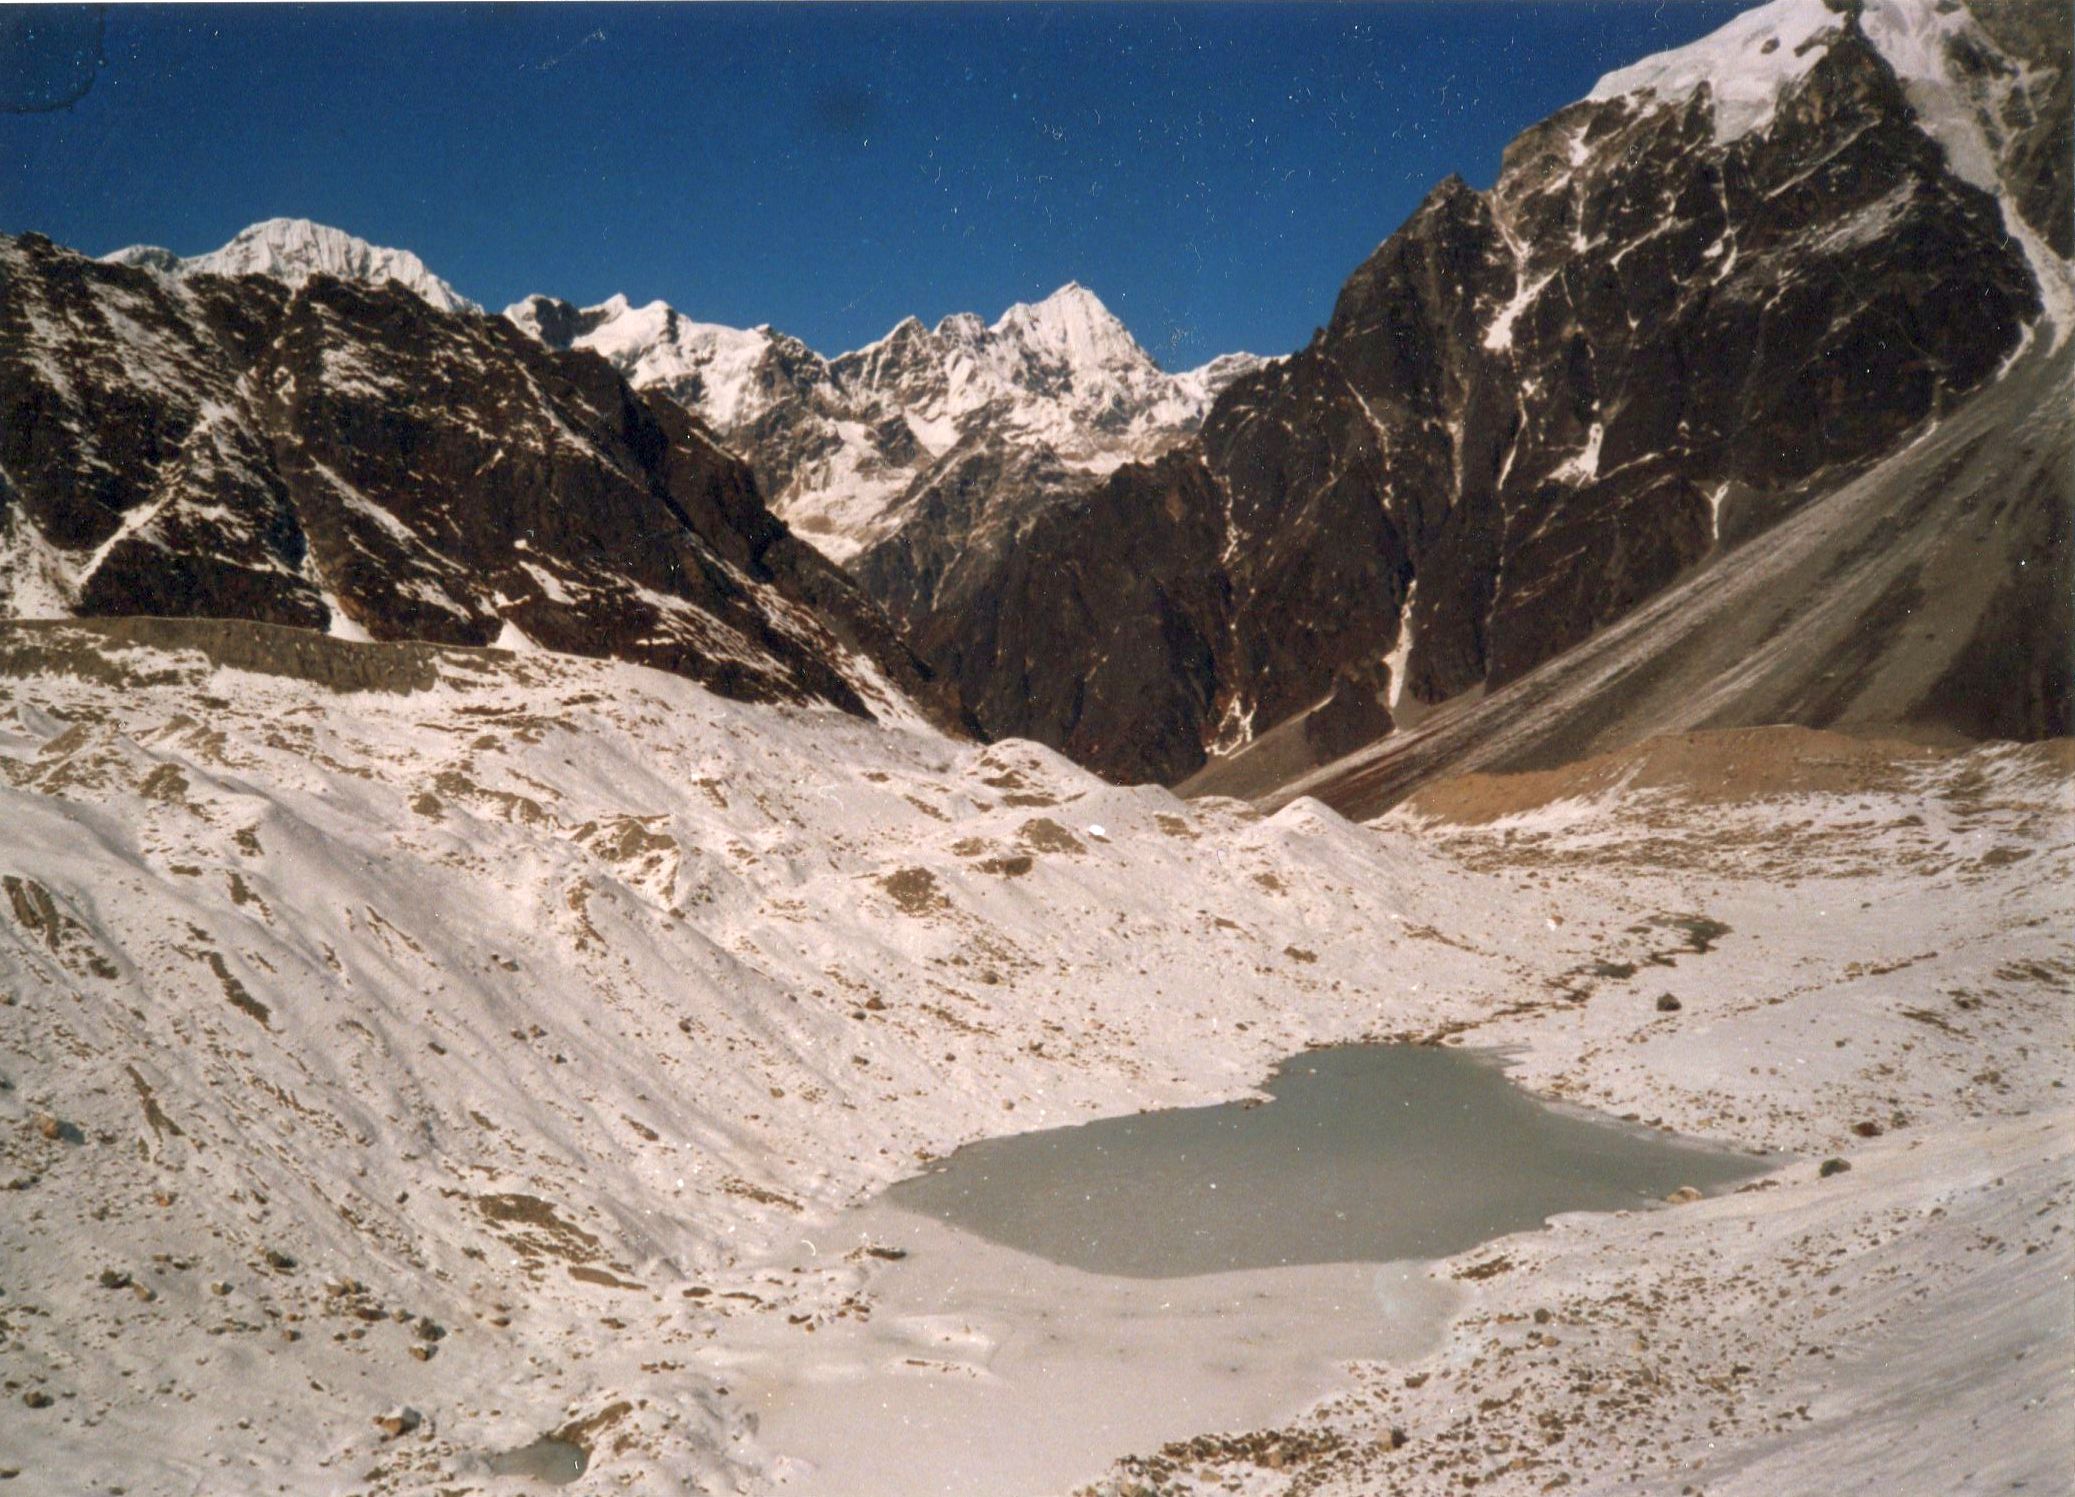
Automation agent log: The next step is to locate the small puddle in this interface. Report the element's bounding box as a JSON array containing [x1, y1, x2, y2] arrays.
[[734, 1043, 1772, 1496], [484, 1436, 587, 1485], [887, 1042, 1768, 1275]]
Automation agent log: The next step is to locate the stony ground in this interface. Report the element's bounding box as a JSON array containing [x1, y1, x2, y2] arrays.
[[1, 628, 2067, 1495], [1088, 733, 2074, 1497]]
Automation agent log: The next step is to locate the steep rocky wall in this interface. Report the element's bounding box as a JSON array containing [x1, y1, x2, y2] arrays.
[[925, 10, 2059, 785]]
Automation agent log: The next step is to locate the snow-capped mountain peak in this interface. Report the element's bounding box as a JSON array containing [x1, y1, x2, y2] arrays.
[[507, 283, 1268, 566], [104, 217, 477, 313], [1588, 0, 2073, 340], [506, 291, 794, 430], [1587, 0, 1843, 143], [990, 281, 1151, 373], [1589, 0, 2049, 198]]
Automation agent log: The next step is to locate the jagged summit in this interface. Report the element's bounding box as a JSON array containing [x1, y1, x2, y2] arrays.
[[989, 281, 1150, 372], [104, 217, 477, 314], [506, 291, 792, 430], [507, 282, 1267, 569]]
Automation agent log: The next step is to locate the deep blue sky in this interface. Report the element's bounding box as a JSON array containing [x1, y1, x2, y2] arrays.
[[4, 3, 1746, 365]]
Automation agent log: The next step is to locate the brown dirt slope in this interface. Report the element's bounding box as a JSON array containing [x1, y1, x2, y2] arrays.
[[1401, 724, 2075, 825]]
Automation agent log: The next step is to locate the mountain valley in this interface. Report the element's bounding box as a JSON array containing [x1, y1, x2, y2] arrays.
[[1, 0, 2070, 1493]]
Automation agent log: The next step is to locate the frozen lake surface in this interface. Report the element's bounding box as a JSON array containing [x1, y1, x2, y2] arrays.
[[885, 1042, 1770, 1276], [735, 1045, 1772, 1494]]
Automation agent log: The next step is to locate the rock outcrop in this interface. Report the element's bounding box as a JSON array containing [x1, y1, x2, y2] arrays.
[[0, 233, 965, 731]]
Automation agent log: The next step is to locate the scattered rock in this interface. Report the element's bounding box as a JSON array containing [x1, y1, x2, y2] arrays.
[[97, 1268, 132, 1289], [262, 1248, 297, 1271], [1819, 1158, 1853, 1178], [373, 1406, 423, 1439], [1851, 1120, 1884, 1138], [1656, 993, 1682, 1012], [22, 1390, 53, 1409], [1665, 1186, 1703, 1205], [408, 1344, 436, 1362]]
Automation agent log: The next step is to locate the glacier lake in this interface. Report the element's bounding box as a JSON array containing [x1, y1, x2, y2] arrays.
[[735, 1044, 1776, 1496], [883, 1042, 1772, 1276]]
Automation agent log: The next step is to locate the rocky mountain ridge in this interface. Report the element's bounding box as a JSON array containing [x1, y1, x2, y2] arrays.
[[921, 0, 2071, 785], [17, 0, 2070, 797], [96, 222, 1272, 663], [506, 285, 1269, 649], [0, 231, 964, 732]]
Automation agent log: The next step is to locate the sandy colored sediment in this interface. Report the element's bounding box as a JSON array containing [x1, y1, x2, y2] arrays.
[[1400, 724, 1979, 825]]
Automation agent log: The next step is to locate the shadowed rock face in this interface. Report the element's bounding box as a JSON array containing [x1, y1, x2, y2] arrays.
[[846, 434, 1081, 635], [1217, 330, 2074, 821], [1954, 0, 2074, 259], [916, 451, 1230, 784], [0, 233, 966, 732], [921, 12, 2060, 785]]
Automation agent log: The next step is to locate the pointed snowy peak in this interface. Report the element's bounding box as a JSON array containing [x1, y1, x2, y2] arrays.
[[504, 293, 593, 348], [1175, 349, 1274, 406], [992, 282, 1154, 372], [932, 310, 988, 342], [505, 274, 1267, 569], [849, 315, 932, 359], [103, 218, 476, 313]]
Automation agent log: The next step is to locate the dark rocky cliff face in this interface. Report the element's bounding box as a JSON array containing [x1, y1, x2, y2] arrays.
[[921, 451, 1231, 784], [507, 285, 1264, 664], [0, 234, 965, 731], [917, 12, 2061, 785]]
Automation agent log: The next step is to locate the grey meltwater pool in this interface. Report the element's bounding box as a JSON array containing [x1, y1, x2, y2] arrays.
[[885, 1043, 1773, 1277]]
